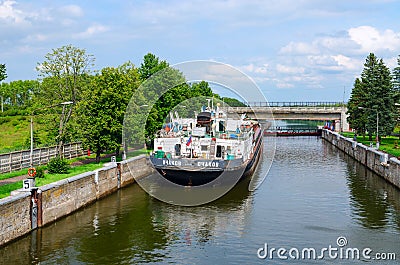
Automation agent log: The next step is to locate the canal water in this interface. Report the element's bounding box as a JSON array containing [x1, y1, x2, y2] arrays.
[[1, 137, 399, 264]]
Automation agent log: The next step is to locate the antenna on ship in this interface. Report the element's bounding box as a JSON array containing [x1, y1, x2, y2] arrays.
[[206, 98, 211, 110]]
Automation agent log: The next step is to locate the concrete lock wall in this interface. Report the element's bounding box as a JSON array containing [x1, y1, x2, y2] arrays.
[[0, 155, 154, 247], [0, 193, 31, 247], [322, 129, 400, 189]]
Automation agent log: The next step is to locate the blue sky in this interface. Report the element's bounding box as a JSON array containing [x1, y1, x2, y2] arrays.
[[1, 0, 400, 101]]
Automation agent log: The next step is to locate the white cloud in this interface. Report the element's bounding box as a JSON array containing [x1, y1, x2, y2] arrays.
[[280, 26, 400, 59], [59, 5, 83, 17], [276, 64, 305, 74], [240, 63, 269, 74], [270, 25, 400, 92], [75, 24, 109, 39], [0, 0, 28, 24], [280, 42, 320, 55], [385, 56, 399, 69], [348, 26, 400, 53], [23, 33, 47, 42], [276, 82, 294, 89], [331, 54, 360, 70]]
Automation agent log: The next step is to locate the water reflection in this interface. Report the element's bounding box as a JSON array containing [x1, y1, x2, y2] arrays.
[[149, 178, 254, 247], [75, 192, 170, 264], [0, 185, 170, 264], [324, 142, 400, 231], [346, 157, 400, 230]]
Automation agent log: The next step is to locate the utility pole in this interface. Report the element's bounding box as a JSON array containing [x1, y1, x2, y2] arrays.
[[30, 117, 34, 167], [341, 86, 345, 132], [376, 111, 379, 145]]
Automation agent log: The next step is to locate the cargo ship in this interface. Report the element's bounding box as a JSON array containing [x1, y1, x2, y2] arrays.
[[149, 101, 263, 186]]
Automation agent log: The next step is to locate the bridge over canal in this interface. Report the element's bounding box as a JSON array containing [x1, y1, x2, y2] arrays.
[[227, 102, 349, 132]]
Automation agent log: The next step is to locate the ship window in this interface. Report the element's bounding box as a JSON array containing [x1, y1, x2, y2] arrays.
[[216, 145, 222, 158], [175, 144, 181, 156], [201, 145, 208, 151], [219, 121, 225, 132]]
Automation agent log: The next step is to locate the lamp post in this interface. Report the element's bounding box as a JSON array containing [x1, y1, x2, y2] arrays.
[[358, 106, 379, 148], [30, 117, 34, 167], [394, 103, 400, 118]]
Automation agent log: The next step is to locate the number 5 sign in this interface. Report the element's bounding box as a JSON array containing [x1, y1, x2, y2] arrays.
[[23, 178, 35, 191]]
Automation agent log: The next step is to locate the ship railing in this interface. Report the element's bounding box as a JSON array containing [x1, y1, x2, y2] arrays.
[[214, 131, 251, 141]]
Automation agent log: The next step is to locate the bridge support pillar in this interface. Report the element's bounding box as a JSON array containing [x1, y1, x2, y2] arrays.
[[328, 108, 350, 132], [340, 109, 350, 132]]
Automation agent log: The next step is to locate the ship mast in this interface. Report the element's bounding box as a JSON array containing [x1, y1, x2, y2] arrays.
[[206, 98, 211, 110]]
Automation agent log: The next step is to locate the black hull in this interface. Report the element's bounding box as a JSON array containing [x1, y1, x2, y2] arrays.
[[154, 136, 263, 186], [157, 168, 230, 186]]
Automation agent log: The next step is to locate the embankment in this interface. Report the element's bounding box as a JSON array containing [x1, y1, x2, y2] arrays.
[[322, 129, 400, 189], [0, 155, 153, 247]]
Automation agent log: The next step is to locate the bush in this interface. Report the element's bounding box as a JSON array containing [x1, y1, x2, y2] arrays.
[[47, 157, 70, 174], [35, 167, 45, 178], [0, 108, 27, 116], [0, 117, 10, 125]]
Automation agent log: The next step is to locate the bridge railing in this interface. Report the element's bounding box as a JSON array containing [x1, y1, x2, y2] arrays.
[[247, 102, 346, 107], [267, 127, 320, 132]]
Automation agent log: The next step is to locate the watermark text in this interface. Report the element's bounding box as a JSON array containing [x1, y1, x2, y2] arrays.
[[257, 236, 396, 261]]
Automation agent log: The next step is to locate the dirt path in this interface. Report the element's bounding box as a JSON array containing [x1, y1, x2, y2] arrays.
[[0, 174, 28, 186]]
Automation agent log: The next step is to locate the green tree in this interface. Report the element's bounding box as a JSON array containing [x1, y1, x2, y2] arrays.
[[347, 78, 367, 135], [393, 55, 400, 125], [126, 54, 219, 152], [76, 63, 139, 162], [0, 64, 6, 82], [222, 97, 247, 107], [138, 58, 219, 147], [175, 81, 216, 118], [189, 81, 215, 99], [36, 45, 95, 156], [356, 53, 396, 140], [0, 82, 9, 113], [393, 55, 400, 91], [0, 80, 38, 114], [393, 55, 400, 107], [137, 54, 181, 144], [144, 68, 188, 145], [138, 53, 168, 81], [9, 80, 38, 107]]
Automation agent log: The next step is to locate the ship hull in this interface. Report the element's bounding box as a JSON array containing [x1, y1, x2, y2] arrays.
[[151, 135, 263, 186]]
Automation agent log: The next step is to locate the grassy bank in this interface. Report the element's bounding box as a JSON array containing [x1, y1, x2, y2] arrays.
[[0, 169, 28, 181], [0, 115, 54, 153], [0, 149, 149, 199], [340, 132, 400, 158], [0, 160, 106, 199]]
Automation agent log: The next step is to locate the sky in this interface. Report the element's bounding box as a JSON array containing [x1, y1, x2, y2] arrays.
[[1, 0, 400, 102]]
